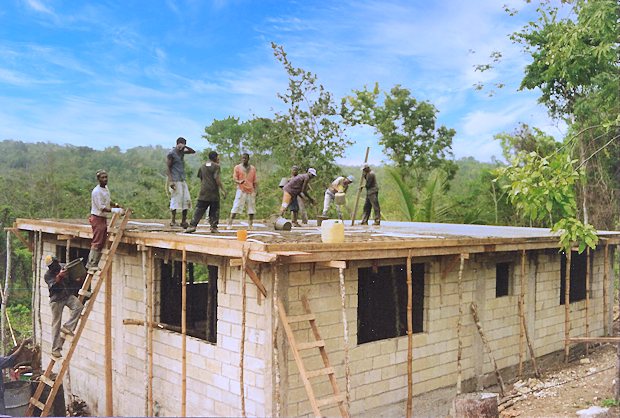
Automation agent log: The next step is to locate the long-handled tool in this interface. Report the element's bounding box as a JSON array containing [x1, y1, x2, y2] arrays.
[[350, 147, 370, 226]]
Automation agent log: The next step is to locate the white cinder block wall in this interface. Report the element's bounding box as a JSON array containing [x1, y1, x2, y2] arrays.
[[37, 241, 272, 417], [36, 238, 612, 417]]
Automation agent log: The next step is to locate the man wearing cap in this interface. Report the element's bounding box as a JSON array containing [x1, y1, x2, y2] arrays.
[[227, 152, 258, 229], [86, 170, 123, 271], [322, 175, 355, 220], [44, 255, 84, 358], [185, 151, 227, 234], [280, 168, 317, 227], [167, 137, 196, 228], [360, 163, 381, 225]]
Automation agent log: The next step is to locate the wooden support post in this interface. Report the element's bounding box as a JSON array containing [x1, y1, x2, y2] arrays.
[[518, 250, 525, 376], [406, 250, 413, 418], [272, 263, 281, 417], [470, 302, 505, 397], [65, 238, 71, 263], [564, 250, 572, 363], [338, 267, 350, 410], [240, 245, 249, 417], [603, 242, 609, 336], [585, 247, 590, 355], [456, 253, 467, 394], [141, 249, 149, 416], [31, 231, 38, 346], [181, 249, 187, 417], [2, 230, 10, 355], [350, 147, 370, 226], [105, 261, 113, 416], [148, 248, 154, 417], [8, 227, 32, 251]]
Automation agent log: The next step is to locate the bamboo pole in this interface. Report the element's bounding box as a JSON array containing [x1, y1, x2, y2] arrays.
[[148, 248, 154, 416], [350, 147, 370, 226], [616, 244, 620, 401], [272, 264, 281, 417], [585, 248, 590, 355], [564, 250, 572, 363], [603, 243, 609, 336], [406, 250, 413, 417], [338, 267, 350, 410], [470, 302, 505, 397], [31, 231, 37, 346], [518, 250, 526, 376], [66, 238, 71, 263], [518, 250, 540, 377], [37, 231, 43, 345], [105, 258, 113, 415], [141, 249, 149, 416], [240, 245, 249, 417], [181, 249, 187, 417], [456, 254, 466, 394], [2, 230, 11, 355]]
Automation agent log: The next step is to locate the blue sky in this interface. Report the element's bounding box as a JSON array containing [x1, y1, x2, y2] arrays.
[[0, 0, 566, 164]]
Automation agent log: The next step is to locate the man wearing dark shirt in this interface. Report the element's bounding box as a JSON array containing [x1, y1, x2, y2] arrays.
[[0, 338, 31, 414], [185, 151, 227, 234], [44, 255, 83, 358], [167, 137, 196, 228], [360, 163, 381, 226]]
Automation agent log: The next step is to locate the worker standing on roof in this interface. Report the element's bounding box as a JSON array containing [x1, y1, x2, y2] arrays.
[[280, 165, 308, 225], [167, 137, 196, 228], [280, 168, 317, 227], [322, 175, 355, 220], [227, 152, 258, 230], [185, 151, 227, 234], [44, 255, 83, 359], [85, 170, 123, 272], [360, 163, 381, 226]]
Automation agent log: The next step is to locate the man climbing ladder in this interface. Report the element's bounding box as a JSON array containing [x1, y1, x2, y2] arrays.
[[27, 209, 132, 417]]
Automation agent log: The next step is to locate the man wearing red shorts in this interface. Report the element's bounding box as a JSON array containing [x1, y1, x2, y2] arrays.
[[86, 170, 123, 271]]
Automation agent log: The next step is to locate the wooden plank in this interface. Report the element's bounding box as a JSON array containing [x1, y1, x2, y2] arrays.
[[8, 228, 33, 251], [181, 250, 187, 417], [568, 337, 620, 343], [297, 340, 325, 350], [287, 313, 316, 323], [277, 299, 322, 417], [306, 367, 335, 379], [245, 266, 268, 297], [316, 394, 346, 408], [317, 261, 347, 269], [57, 234, 74, 240]]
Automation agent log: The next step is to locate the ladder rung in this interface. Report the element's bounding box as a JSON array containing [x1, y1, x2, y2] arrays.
[[316, 394, 346, 408], [78, 289, 92, 297], [29, 398, 45, 411], [297, 340, 325, 350], [287, 313, 315, 323], [101, 249, 110, 255], [39, 375, 55, 387], [306, 366, 334, 379]]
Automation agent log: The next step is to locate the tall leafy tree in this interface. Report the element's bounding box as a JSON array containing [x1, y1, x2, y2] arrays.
[[342, 83, 456, 186]]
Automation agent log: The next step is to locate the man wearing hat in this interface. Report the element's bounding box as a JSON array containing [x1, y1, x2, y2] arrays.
[[44, 255, 84, 358], [280, 167, 317, 227], [360, 163, 381, 225], [86, 170, 123, 272], [167, 137, 196, 228], [322, 175, 355, 220]]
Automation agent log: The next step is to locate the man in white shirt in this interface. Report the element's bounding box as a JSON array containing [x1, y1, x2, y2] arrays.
[[86, 170, 123, 271], [322, 175, 354, 219]]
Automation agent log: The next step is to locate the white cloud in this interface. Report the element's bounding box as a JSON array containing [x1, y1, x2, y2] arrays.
[[24, 0, 53, 15]]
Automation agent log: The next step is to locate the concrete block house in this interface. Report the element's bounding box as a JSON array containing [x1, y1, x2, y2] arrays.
[[15, 218, 620, 416]]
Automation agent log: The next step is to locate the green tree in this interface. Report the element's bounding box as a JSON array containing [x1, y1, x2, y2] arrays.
[[342, 84, 457, 186], [271, 42, 352, 183], [494, 123, 559, 161]]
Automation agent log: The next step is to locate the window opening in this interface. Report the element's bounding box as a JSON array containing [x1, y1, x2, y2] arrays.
[[357, 263, 424, 344], [159, 260, 218, 343], [495, 262, 511, 297], [560, 251, 587, 304]]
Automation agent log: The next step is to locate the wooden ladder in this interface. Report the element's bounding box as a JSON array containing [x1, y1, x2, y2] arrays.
[[278, 295, 349, 418], [26, 210, 132, 417]]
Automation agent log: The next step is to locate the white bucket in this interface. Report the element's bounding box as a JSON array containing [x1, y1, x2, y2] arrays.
[[334, 192, 346, 206], [321, 219, 344, 243]]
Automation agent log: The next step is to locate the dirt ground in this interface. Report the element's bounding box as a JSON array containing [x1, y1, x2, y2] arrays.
[[500, 343, 620, 417]]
